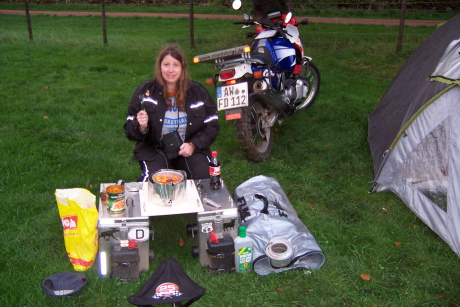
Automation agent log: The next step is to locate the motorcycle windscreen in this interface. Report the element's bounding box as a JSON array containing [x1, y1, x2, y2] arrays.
[[251, 0, 289, 18]]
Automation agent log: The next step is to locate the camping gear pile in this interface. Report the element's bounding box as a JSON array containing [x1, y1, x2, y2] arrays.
[[50, 174, 324, 304], [368, 14, 460, 257]]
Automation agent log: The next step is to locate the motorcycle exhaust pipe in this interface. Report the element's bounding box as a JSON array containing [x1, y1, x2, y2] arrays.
[[253, 90, 291, 116], [253, 80, 267, 92]]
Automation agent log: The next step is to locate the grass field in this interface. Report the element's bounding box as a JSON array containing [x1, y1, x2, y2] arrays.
[[1, 10, 460, 307]]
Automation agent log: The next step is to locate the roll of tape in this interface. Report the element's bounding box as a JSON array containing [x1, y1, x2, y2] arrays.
[[264, 238, 295, 268]]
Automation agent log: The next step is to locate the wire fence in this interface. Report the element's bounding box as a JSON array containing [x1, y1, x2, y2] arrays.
[[2, 1, 460, 11], [0, 2, 458, 53]]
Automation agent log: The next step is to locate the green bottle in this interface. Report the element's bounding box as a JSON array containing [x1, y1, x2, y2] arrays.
[[234, 226, 252, 273]]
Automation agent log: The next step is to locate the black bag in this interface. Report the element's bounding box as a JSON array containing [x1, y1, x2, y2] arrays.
[[128, 258, 206, 306], [206, 234, 235, 274], [161, 130, 183, 160], [111, 245, 140, 281]]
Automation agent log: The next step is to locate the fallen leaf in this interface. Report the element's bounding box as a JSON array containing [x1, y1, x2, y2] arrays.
[[179, 238, 184, 246], [81, 109, 87, 114], [394, 242, 402, 246], [44, 86, 49, 90], [43, 115, 49, 119], [88, 184, 93, 188], [438, 294, 445, 299], [360, 273, 371, 281], [413, 225, 417, 229]]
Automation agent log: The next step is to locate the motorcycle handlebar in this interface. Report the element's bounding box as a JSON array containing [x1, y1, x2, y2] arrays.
[[296, 19, 309, 26], [233, 20, 256, 26], [234, 17, 308, 29]]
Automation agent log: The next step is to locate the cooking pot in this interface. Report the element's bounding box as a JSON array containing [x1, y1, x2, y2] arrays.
[[151, 169, 187, 206]]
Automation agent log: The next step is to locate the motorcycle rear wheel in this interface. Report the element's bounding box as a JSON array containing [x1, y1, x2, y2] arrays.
[[296, 60, 320, 110], [235, 101, 274, 163]]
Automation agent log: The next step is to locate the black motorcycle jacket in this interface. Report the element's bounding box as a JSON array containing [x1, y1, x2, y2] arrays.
[[124, 78, 220, 161]]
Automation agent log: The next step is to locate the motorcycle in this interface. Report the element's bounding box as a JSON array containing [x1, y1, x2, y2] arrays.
[[194, 0, 320, 162]]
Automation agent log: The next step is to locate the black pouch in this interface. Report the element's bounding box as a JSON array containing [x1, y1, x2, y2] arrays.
[[111, 245, 140, 281], [161, 130, 183, 159], [206, 234, 235, 274]]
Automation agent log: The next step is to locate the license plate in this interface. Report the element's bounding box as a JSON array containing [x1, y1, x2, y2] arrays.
[[216, 82, 248, 111]]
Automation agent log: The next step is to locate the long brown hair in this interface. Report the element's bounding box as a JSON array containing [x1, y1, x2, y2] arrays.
[[154, 44, 190, 111]]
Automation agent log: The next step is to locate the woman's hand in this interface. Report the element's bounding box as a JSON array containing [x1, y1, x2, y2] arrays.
[[137, 110, 148, 133], [179, 142, 195, 158]]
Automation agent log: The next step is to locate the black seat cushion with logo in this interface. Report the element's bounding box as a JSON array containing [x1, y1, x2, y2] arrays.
[[128, 258, 206, 306]]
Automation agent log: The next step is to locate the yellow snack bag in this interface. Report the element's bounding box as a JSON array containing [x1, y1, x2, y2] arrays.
[[55, 188, 98, 272]]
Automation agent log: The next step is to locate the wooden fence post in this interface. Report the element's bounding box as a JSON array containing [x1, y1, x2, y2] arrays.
[[101, 4, 108, 45], [396, 1, 408, 53], [25, 2, 33, 41], [189, 1, 195, 49]]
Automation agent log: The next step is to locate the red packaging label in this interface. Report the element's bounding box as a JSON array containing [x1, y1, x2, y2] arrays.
[[61, 215, 78, 230], [209, 166, 221, 176]]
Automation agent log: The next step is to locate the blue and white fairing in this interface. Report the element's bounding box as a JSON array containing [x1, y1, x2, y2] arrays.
[[252, 24, 299, 72]]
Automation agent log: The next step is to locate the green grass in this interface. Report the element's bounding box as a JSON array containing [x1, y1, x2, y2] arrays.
[[1, 11, 460, 307]]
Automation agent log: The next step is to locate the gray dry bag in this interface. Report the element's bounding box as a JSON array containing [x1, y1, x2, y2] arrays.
[[233, 175, 325, 275]]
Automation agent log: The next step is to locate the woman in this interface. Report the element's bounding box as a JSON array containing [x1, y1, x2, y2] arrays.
[[124, 45, 219, 182]]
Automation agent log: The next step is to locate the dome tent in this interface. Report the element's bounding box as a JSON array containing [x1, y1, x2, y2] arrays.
[[368, 14, 460, 257]]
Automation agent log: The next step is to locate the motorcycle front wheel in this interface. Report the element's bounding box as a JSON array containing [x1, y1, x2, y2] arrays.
[[296, 60, 321, 110], [234, 101, 274, 163]]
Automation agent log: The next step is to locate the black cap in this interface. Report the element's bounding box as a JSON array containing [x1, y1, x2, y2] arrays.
[[41, 272, 87, 297]]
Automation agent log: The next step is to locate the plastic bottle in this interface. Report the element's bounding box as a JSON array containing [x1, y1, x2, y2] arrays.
[[209, 151, 221, 190], [234, 226, 252, 273]]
